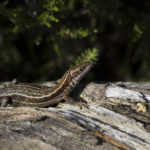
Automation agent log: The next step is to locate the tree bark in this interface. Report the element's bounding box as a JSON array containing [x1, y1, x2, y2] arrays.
[[0, 81, 150, 150]]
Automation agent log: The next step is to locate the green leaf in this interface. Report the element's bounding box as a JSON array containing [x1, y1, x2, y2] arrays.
[[74, 48, 99, 65]]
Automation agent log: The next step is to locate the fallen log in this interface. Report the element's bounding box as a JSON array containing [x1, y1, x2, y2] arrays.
[[0, 81, 150, 150]]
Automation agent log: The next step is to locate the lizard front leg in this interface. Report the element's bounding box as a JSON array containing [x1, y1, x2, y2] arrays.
[[63, 95, 88, 109]]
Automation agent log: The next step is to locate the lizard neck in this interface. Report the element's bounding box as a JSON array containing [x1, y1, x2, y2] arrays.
[[50, 71, 72, 96]]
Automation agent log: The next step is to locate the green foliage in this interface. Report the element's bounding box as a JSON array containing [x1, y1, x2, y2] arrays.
[[38, 11, 58, 27], [132, 24, 145, 42], [0, 0, 150, 81], [60, 28, 89, 39], [74, 48, 99, 65], [38, 0, 63, 27]]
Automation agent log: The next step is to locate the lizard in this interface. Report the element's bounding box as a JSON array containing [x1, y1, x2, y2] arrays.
[[0, 62, 92, 107]]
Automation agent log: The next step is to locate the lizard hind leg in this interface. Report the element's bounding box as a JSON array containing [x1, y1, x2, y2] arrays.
[[0, 97, 10, 107]]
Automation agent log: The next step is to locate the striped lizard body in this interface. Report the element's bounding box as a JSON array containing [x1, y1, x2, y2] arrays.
[[0, 62, 92, 107]]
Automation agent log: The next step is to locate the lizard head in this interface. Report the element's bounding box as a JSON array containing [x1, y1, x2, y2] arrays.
[[69, 62, 92, 85]]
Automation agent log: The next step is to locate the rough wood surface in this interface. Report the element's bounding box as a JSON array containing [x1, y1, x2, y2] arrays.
[[0, 81, 150, 150]]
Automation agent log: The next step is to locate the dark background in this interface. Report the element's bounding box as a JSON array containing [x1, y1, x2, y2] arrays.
[[0, 0, 150, 82]]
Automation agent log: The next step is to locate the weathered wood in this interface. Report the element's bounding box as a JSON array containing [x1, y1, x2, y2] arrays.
[[0, 81, 150, 150]]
